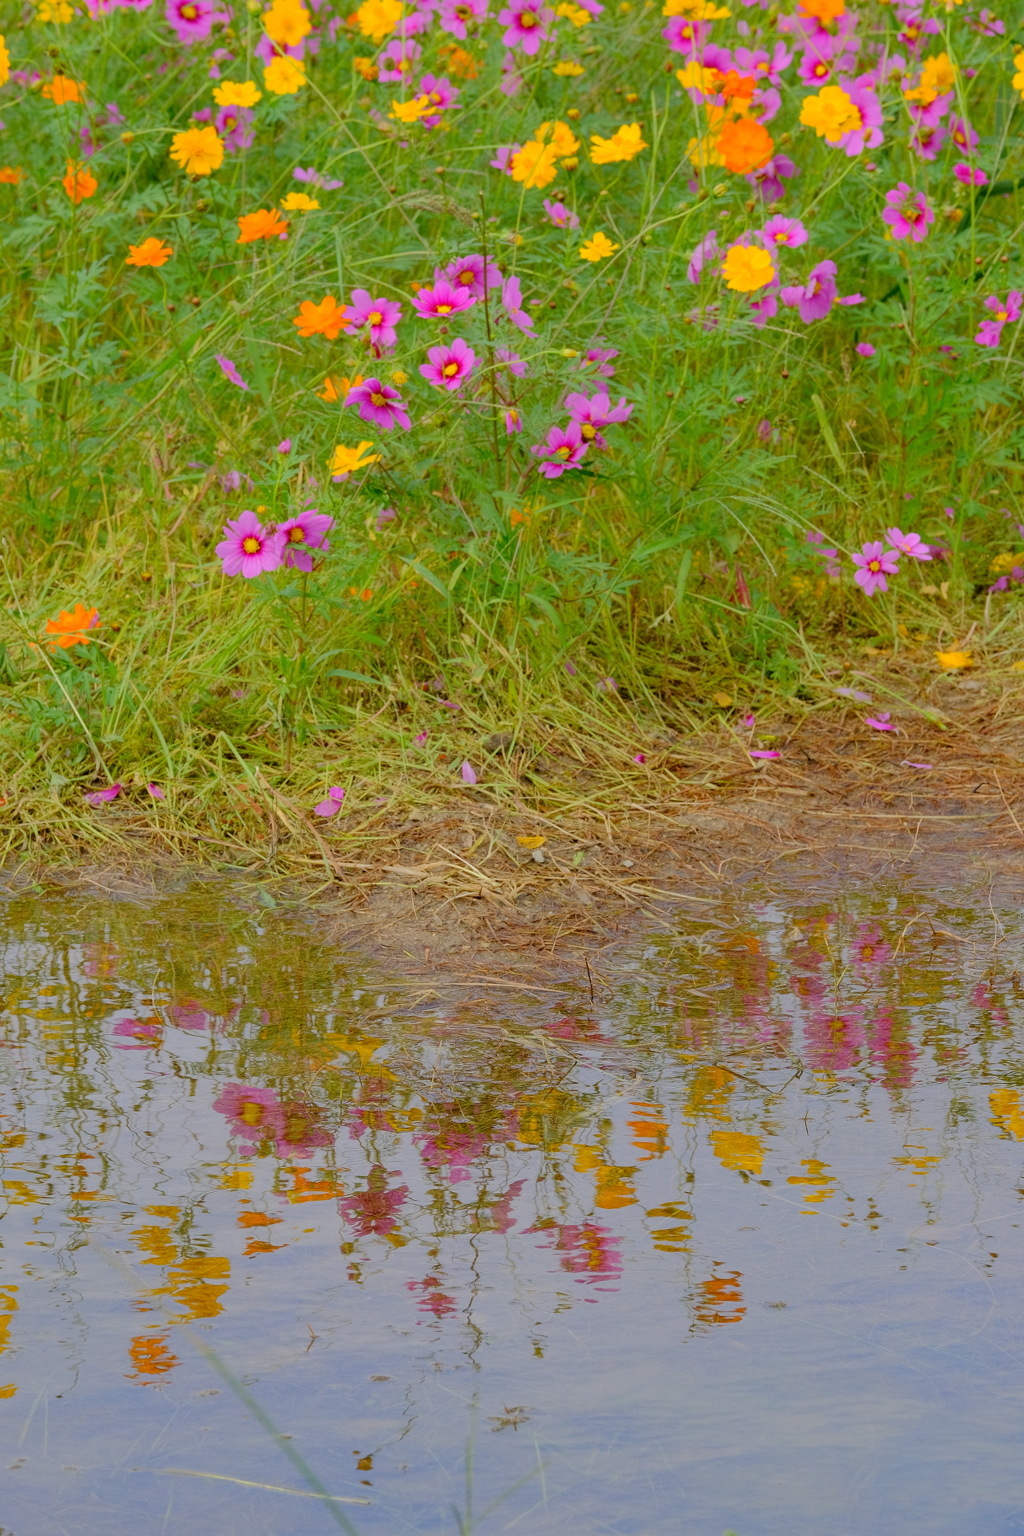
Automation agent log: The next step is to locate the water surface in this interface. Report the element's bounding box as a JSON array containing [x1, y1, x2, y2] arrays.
[[3, 884, 1024, 1535]]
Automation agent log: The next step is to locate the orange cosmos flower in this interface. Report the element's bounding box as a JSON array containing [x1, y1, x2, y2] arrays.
[[717, 117, 774, 174], [0, 166, 22, 184], [45, 603, 101, 650], [292, 295, 351, 339], [798, 0, 844, 19], [236, 208, 289, 243], [43, 75, 85, 104], [125, 237, 173, 267], [62, 160, 98, 203]]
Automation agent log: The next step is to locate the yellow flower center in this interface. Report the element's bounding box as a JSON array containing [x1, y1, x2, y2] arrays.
[[996, 310, 1009, 322], [581, 422, 596, 439], [521, 10, 537, 22], [371, 391, 388, 406], [181, 2, 198, 16], [436, 302, 452, 313], [240, 1101, 264, 1125], [368, 309, 383, 324], [242, 536, 261, 554], [868, 559, 881, 573], [555, 445, 571, 459], [288, 526, 306, 542], [457, 269, 474, 285], [442, 361, 459, 376]]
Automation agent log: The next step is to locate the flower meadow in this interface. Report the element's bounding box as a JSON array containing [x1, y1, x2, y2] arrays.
[[3, 0, 1024, 832]]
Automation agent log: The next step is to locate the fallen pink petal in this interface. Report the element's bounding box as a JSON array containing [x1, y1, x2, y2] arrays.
[[313, 786, 346, 817], [461, 760, 478, 784], [146, 783, 166, 800], [865, 713, 896, 732], [749, 750, 780, 760], [901, 760, 934, 770], [84, 783, 122, 805]]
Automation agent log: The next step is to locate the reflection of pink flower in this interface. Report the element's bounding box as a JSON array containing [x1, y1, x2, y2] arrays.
[[868, 1010, 917, 1089], [338, 1165, 409, 1236], [415, 1121, 492, 1182], [804, 1006, 864, 1072], [169, 1001, 209, 1030], [475, 1178, 525, 1233], [533, 1221, 623, 1286], [214, 1083, 284, 1154], [406, 1274, 458, 1317], [112, 1018, 161, 1049]]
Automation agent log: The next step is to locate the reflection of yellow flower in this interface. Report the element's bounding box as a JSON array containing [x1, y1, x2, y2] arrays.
[[281, 190, 319, 210], [263, 55, 306, 94], [552, 60, 584, 76], [721, 243, 775, 292], [389, 94, 431, 123], [579, 231, 618, 261], [991, 1089, 1024, 1140], [356, 0, 402, 41], [935, 649, 973, 670], [263, 0, 311, 45], [510, 139, 559, 188], [213, 79, 262, 107], [169, 125, 224, 176], [710, 1129, 764, 1174], [590, 122, 647, 164], [330, 441, 380, 479]]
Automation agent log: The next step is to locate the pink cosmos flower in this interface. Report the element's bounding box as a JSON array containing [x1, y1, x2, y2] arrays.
[[418, 74, 460, 127], [277, 508, 333, 571], [215, 354, 249, 390], [749, 288, 779, 327], [907, 90, 952, 130], [438, 0, 488, 36], [165, 0, 222, 42], [215, 103, 254, 152], [882, 183, 934, 243], [747, 153, 797, 202], [852, 540, 899, 596], [444, 253, 501, 298], [497, 0, 552, 54], [348, 290, 403, 355], [85, 782, 122, 806], [910, 123, 944, 161], [412, 277, 475, 319], [215, 509, 284, 578], [833, 79, 884, 156], [346, 377, 411, 431], [580, 346, 618, 378], [501, 274, 535, 333], [490, 143, 521, 174], [733, 42, 792, 86], [531, 420, 587, 477], [865, 712, 895, 731], [687, 230, 718, 283], [500, 50, 524, 95], [885, 527, 932, 560], [949, 115, 979, 154], [496, 347, 526, 376], [975, 292, 1023, 349], [761, 215, 807, 249], [420, 336, 478, 391], [112, 1018, 162, 1049], [314, 786, 345, 816], [294, 165, 345, 190], [376, 506, 396, 531], [954, 162, 987, 187], [378, 37, 421, 81], [662, 14, 709, 52], [563, 390, 633, 449], [543, 199, 580, 229], [779, 260, 839, 323], [505, 407, 523, 433]]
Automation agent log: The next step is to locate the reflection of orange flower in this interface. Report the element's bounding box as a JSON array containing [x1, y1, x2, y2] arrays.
[[127, 1335, 179, 1377], [717, 117, 774, 173], [236, 207, 289, 243], [42, 75, 85, 104], [125, 237, 173, 267], [244, 1238, 285, 1255], [46, 603, 101, 650], [62, 161, 97, 204], [293, 294, 350, 338], [0, 166, 22, 185], [237, 1211, 282, 1228]]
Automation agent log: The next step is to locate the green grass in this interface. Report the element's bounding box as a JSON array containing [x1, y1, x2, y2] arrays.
[[2, 0, 1024, 860]]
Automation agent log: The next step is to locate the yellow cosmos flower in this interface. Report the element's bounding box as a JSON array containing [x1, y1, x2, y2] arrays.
[[281, 190, 319, 209], [36, 0, 75, 22], [213, 79, 262, 107], [263, 0, 311, 45], [590, 122, 647, 164], [555, 1, 591, 21], [389, 94, 432, 122], [0, 35, 9, 91], [510, 140, 559, 188], [356, 0, 403, 41], [536, 118, 579, 156], [799, 85, 858, 139], [330, 441, 380, 480], [721, 242, 775, 292], [935, 649, 973, 670], [263, 55, 306, 93], [676, 61, 720, 92], [169, 125, 224, 175], [553, 60, 584, 76], [663, 0, 729, 14], [1014, 49, 1024, 97], [579, 231, 618, 261]]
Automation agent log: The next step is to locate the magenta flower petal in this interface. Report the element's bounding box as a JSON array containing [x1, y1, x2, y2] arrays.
[[749, 750, 780, 760], [461, 760, 477, 784], [313, 786, 345, 817], [215, 353, 249, 390], [147, 783, 166, 800], [84, 782, 122, 805]]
